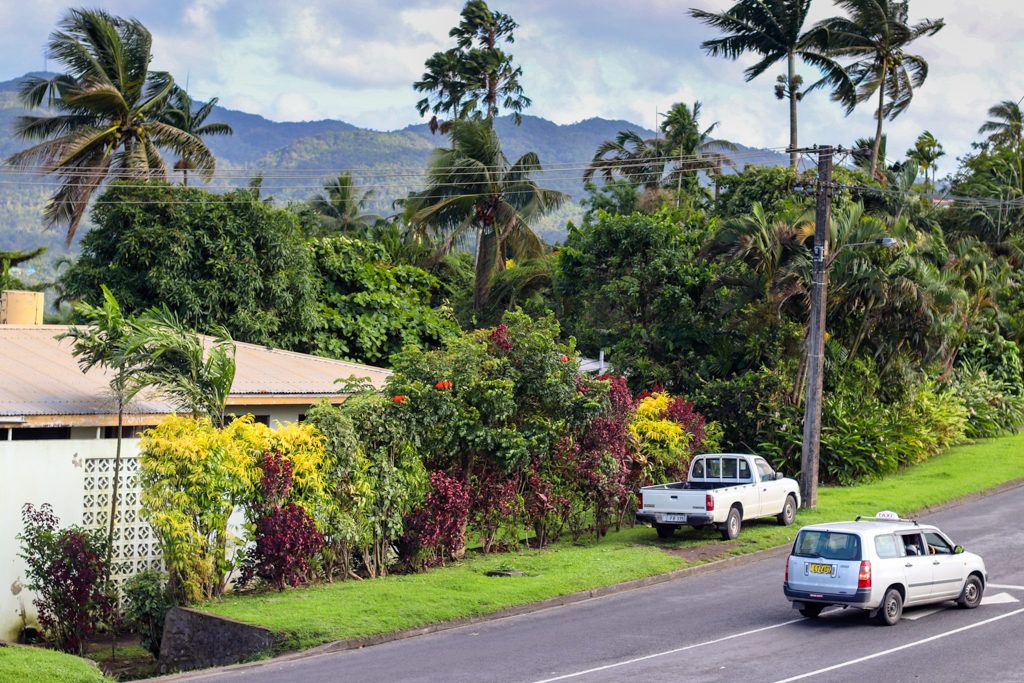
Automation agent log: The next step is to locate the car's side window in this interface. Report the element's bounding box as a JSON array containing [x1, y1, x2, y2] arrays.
[[899, 532, 926, 556], [691, 459, 705, 478], [722, 457, 738, 479], [738, 458, 752, 481], [754, 457, 774, 481], [706, 458, 722, 478], [875, 534, 902, 559], [924, 531, 953, 555]]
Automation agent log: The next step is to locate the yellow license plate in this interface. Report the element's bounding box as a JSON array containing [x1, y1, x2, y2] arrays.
[[809, 563, 834, 575]]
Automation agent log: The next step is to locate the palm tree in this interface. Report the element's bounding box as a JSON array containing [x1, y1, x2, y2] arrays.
[[406, 118, 565, 310], [60, 286, 150, 586], [660, 101, 737, 199], [906, 130, 944, 186], [689, 0, 849, 170], [585, 101, 734, 197], [157, 86, 233, 186], [131, 307, 236, 428], [979, 99, 1024, 148], [584, 130, 669, 191], [310, 173, 383, 235], [6, 9, 216, 244], [414, 0, 530, 133], [809, 0, 945, 178]]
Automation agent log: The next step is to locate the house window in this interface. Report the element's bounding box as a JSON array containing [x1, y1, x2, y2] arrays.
[[102, 425, 154, 439], [11, 427, 72, 440]]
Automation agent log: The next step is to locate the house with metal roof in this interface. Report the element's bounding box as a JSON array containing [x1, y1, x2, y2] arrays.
[[0, 323, 390, 641]]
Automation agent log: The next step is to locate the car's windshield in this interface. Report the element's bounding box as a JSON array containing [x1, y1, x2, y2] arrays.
[[793, 530, 862, 561]]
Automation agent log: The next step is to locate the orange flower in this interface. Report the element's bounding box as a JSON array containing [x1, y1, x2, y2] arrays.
[[392, 395, 408, 403], [560, 355, 569, 363], [435, 380, 452, 390]]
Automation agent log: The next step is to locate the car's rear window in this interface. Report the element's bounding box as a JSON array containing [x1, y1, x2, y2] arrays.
[[793, 531, 862, 561]]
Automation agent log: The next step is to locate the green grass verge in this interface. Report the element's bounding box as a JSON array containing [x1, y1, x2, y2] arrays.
[[0, 646, 113, 683], [203, 432, 1024, 651]]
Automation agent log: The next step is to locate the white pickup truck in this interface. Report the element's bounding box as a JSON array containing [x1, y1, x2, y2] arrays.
[[636, 453, 801, 540]]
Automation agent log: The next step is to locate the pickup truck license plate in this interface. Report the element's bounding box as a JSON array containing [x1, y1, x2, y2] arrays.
[[809, 563, 834, 575], [664, 514, 687, 523]]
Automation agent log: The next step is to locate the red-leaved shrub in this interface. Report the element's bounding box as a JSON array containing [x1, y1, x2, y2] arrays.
[[401, 470, 471, 568], [17, 504, 111, 654], [241, 450, 324, 590]]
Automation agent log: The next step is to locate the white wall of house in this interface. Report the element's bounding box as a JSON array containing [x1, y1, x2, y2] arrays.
[[0, 438, 140, 641]]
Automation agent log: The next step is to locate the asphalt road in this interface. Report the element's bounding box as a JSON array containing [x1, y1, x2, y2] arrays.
[[186, 485, 1024, 683]]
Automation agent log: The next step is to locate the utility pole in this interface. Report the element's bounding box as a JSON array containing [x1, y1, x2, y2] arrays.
[[799, 145, 833, 510]]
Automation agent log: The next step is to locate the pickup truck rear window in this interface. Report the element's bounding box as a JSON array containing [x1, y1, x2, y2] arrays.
[[793, 531, 862, 561]]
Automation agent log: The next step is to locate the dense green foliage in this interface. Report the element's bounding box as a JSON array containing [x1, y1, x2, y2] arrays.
[[58, 182, 320, 350], [310, 237, 458, 364]]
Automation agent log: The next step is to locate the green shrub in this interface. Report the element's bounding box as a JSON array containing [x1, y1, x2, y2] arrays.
[[124, 570, 174, 659], [953, 365, 1024, 438]]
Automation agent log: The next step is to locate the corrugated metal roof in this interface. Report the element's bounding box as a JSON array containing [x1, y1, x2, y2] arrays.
[[0, 325, 390, 417]]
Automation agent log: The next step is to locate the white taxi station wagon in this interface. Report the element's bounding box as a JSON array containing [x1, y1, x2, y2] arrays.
[[783, 512, 988, 625]]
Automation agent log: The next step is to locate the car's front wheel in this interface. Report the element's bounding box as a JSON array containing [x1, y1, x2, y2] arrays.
[[957, 575, 984, 609], [876, 588, 903, 626]]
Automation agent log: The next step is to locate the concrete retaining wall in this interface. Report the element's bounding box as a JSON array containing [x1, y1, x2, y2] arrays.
[[158, 607, 276, 673]]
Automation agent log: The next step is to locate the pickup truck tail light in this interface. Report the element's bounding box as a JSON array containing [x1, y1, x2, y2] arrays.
[[638, 492, 644, 509], [858, 560, 872, 589], [705, 494, 714, 511]]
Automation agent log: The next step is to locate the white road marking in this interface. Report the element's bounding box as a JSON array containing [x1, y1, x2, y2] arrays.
[[771, 607, 1024, 683], [531, 618, 805, 683], [903, 607, 944, 621], [981, 591, 1019, 605], [988, 583, 1024, 591]]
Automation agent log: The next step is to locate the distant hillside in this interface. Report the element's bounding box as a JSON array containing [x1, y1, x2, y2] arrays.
[[0, 72, 792, 279]]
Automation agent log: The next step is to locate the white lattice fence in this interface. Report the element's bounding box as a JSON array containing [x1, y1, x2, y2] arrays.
[[82, 456, 163, 594]]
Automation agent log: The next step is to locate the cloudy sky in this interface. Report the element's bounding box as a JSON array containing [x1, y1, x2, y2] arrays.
[[2, 0, 1022, 175]]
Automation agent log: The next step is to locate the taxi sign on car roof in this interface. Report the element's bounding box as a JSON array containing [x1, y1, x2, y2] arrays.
[[875, 510, 900, 520]]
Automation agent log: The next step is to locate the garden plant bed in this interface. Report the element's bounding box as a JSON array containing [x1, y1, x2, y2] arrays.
[[200, 432, 1024, 656]]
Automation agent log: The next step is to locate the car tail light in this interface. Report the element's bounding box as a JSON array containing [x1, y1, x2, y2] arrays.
[[858, 560, 872, 589], [785, 556, 790, 583], [638, 492, 644, 509], [705, 494, 714, 511]]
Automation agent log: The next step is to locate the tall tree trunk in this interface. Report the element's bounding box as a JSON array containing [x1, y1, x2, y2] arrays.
[[869, 67, 887, 178], [788, 51, 799, 171]]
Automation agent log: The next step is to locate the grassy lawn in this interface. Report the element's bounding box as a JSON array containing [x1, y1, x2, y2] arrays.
[[204, 432, 1024, 651], [0, 646, 113, 683]]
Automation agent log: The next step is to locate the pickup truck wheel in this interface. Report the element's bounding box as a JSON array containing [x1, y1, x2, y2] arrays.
[[957, 575, 983, 609], [776, 495, 797, 526], [875, 588, 903, 626], [655, 524, 675, 539], [720, 507, 742, 540]]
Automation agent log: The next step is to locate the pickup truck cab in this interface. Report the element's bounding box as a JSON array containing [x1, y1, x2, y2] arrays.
[[636, 453, 801, 540], [784, 513, 988, 625]]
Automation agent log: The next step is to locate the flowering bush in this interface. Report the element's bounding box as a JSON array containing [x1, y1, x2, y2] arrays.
[[16, 504, 111, 654], [630, 391, 719, 484], [401, 470, 471, 568], [240, 450, 325, 590]]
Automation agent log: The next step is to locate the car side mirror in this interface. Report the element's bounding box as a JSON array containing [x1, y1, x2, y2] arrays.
[[954, 545, 964, 554], [775, 472, 785, 480]]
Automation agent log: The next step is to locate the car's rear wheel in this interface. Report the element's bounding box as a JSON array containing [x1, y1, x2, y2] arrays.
[[876, 588, 903, 626], [776, 495, 797, 526], [655, 523, 675, 539], [957, 575, 984, 609], [720, 507, 742, 540], [799, 603, 825, 618]]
